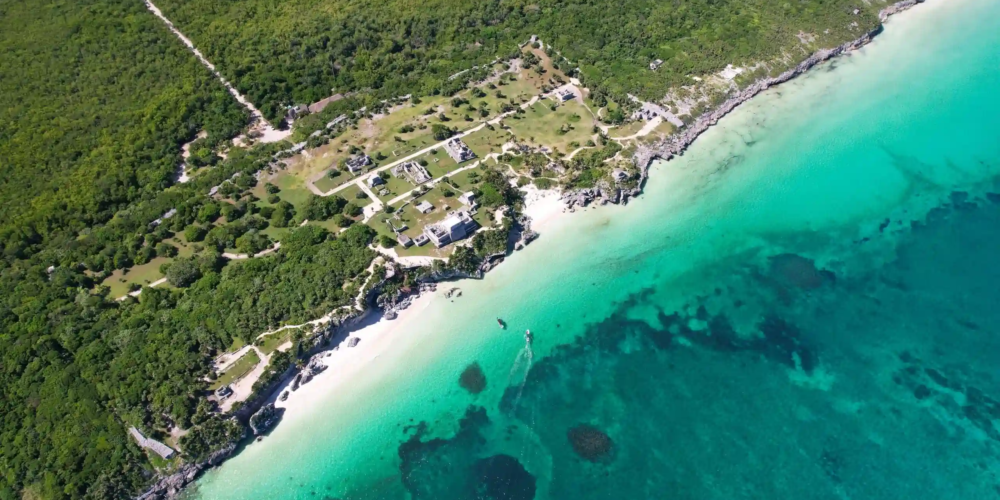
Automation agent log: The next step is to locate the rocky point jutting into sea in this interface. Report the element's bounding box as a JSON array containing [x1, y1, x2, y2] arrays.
[[164, 0, 1000, 497]]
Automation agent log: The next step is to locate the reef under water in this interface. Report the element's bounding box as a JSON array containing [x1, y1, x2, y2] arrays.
[[390, 189, 1000, 500]]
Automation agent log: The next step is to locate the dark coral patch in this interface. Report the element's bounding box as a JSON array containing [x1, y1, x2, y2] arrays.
[[567, 424, 614, 462], [473, 454, 536, 500], [460, 362, 487, 394], [769, 253, 832, 290]]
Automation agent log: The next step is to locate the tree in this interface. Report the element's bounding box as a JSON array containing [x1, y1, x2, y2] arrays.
[[155, 242, 179, 258], [185, 225, 207, 242], [235, 231, 271, 255], [301, 195, 347, 221], [165, 258, 202, 287], [270, 202, 296, 228], [333, 214, 353, 228], [197, 202, 221, 223], [343, 202, 362, 217], [379, 235, 397, 248], [221, 203, 243, 220], [265, 183, 280, 194], [431, 124, 454, 141], [136, 245, 157, 265]]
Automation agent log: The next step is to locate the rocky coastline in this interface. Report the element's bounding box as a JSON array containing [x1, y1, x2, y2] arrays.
[[562, 0, 923, 210], [136, 2, 924, 498]]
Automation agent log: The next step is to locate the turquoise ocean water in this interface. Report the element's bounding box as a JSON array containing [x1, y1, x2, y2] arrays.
[[192, 0, 1000, 497]]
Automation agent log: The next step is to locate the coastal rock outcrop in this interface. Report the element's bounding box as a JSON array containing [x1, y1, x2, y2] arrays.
[[249, 404, 284, 436], [136, 440, 240, 499]]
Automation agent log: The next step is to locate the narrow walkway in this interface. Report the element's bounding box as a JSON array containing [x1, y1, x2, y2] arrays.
[[115, 277, 167, 301], [144, 0, 289, 142], [222, 242, 282, 260]]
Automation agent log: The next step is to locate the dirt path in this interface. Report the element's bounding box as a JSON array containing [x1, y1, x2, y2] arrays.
[[144, 0, 289, 143], [115, 277, 167, 301], [384, 153, 498, 206], [221, 242, 282, 260], [312, 96, 540, 199]]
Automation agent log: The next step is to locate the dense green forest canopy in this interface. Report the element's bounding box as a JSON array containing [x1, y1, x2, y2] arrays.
[[1, 220, 375, 499], [155, 0, 882, 121], [0, 0, 247, 257]]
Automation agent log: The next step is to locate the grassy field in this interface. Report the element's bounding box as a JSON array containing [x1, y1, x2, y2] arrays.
[[448, 165, 488, 191], [507, 100, 597, 156], [607, 120, 646, 138], [264, 54, 574, 202], [462, 127, 511, 158], [640, 120, 677, 145], [209, 349, 261, 391], [312, 172, 355, 193], [256, 46, 585, 234], [422, 151, 461, 178], [254, 173, 314, 212], [226, 336, 246, 353], [375, 174, 416, 202], [101, 233, 198, 297], [257, 329, 295, 355], [333, 182, 367, 204]]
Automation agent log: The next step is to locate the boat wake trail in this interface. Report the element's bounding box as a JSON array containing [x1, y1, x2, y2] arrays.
[[505, 343, 534, 411]]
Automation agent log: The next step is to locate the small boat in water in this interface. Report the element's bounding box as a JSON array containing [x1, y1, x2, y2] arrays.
[[525, 329, 533, 343], [497, 317, 506, 329]]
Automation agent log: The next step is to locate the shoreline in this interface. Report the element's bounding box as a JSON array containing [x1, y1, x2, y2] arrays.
[[621, 0, 923, 200], [139, 2, 926, 497], [272, 292, 437, 421]]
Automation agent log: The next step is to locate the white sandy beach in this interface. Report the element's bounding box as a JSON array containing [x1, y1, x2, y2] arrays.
[[272, 292, 437, 422], [521, 185, 566, 233]]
